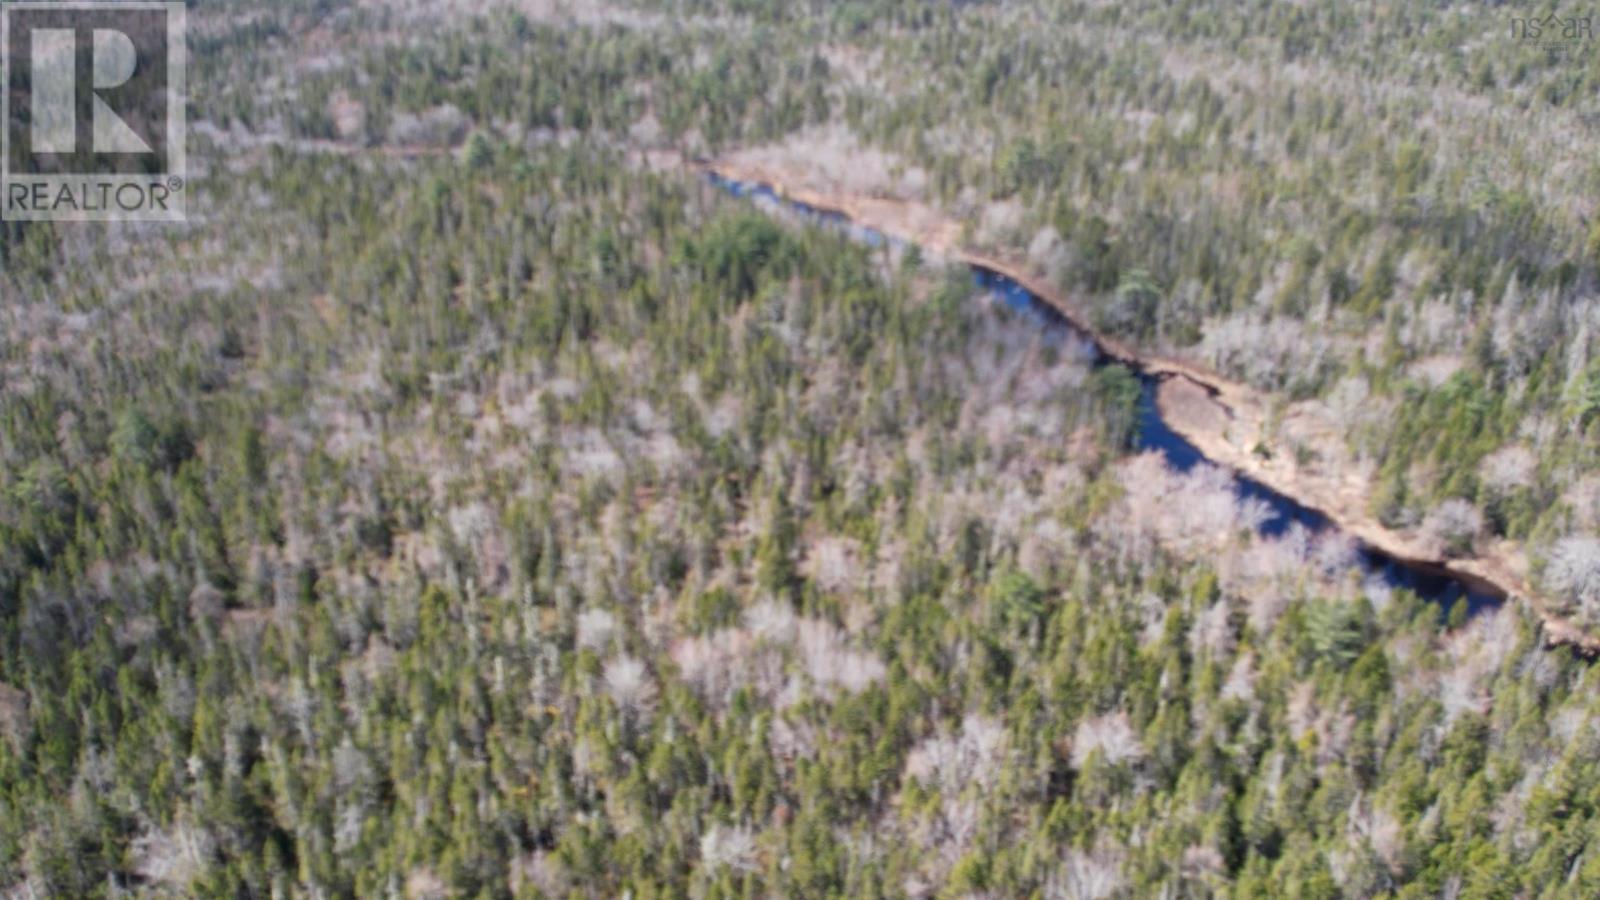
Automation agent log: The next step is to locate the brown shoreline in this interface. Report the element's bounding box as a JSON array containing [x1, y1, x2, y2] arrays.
[[697, 158, 1600, 654]]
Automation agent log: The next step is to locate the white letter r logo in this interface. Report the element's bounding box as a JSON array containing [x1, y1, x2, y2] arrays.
[[29, 26, 152, 155]]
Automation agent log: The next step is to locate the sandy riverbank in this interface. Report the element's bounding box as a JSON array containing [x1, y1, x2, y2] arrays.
[[700, 157, 1600, 653]]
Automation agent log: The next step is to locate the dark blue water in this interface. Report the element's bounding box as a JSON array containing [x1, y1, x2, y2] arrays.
[[1131, 375, 1500, 616], [707, 171, 893, 248], [710, 173, 1504, 617]]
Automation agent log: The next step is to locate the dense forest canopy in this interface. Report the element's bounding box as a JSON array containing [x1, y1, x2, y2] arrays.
[[5, 0, 1600, 896], [181, 0, 1600, 578]]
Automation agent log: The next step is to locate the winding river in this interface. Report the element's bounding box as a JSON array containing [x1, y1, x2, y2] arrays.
[[710, 172, 1505, 618]]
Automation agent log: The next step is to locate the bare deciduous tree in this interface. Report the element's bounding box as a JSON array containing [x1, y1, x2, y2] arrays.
[[1480, 445, 1536, 495], [1422, 499, 1482, 558], [1546, 535, 1600, 623], [604, 656, 657, 722], [699, 824, 759, 874], [1070, 711, 1143, 769], [1045, 845, 1126, 900]]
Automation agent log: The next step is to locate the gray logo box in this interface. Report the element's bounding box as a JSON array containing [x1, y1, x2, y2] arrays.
[[2, 1, 186, 221]]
